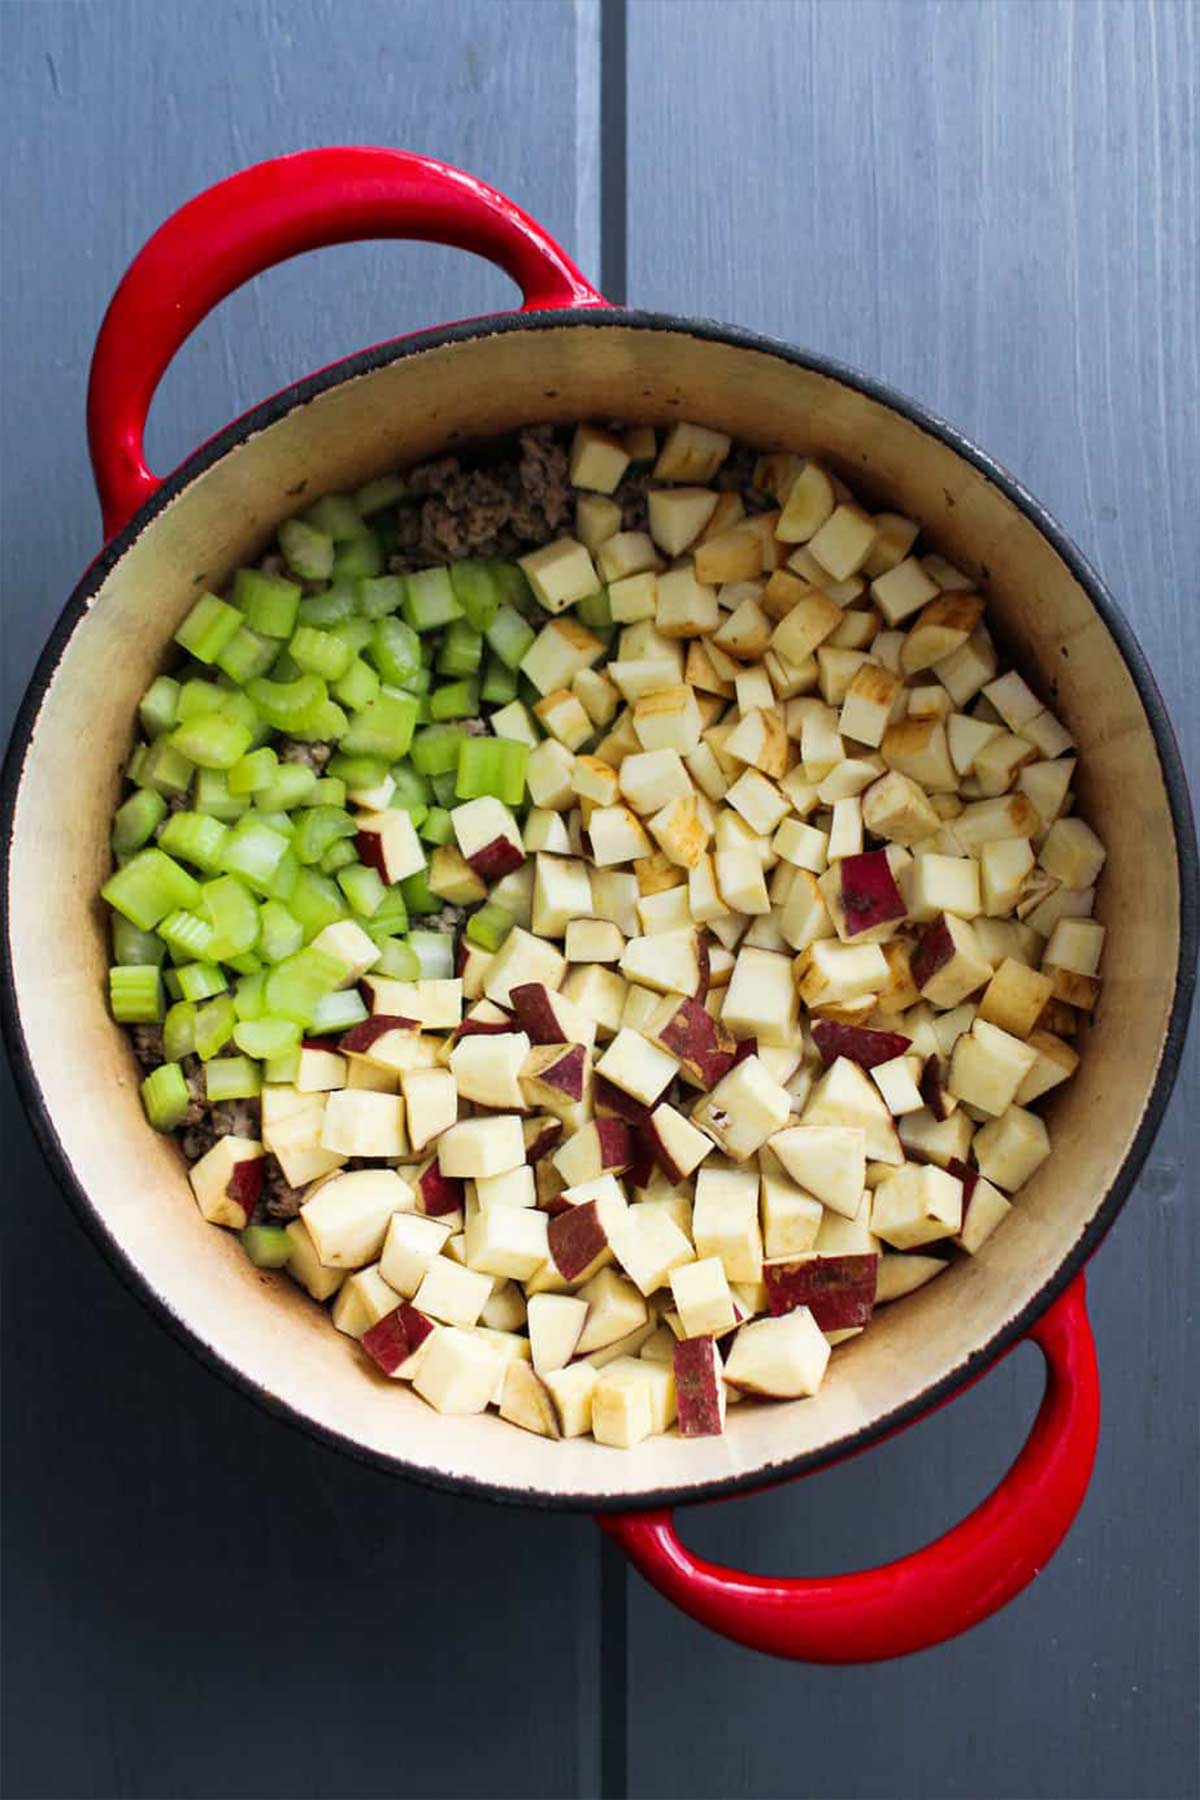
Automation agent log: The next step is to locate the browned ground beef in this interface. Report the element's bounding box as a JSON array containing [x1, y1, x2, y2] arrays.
[[390, 426, 573, 567], [130, 1024, 165, 1070], [260, 1156, 305, 1222], [613, 468, 651, 533], [278, 738, 331, 772]]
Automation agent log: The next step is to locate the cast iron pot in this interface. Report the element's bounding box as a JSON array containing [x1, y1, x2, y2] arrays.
[[3, 148, 1196, 1663]]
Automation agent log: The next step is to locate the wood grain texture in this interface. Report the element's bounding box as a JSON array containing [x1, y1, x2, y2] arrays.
[[0, 5, 601, 1798], [625, 5, 1197, 1799]]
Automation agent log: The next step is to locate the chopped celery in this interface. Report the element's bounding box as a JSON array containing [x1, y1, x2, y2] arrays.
[[174, 592, 242, 663], [333, 532, 383, 581], [410, 723, 466, 777], [263, 946, 345, 1025], [408, 929, 455, 978], [319, 839, 358, 875], [278, 517, 335, 582], [356, 574, 405, 619], [288, 868, 347, 941], [466, 901, 515, 953], [205, 1055, 262, 1102], [176, 962, 228, 1002], [405, 801, 430, 830], [157, 909, 216, 961], [266, 847, 299, 903], [169, 712, 254, 771], [246, 672, 328, 734], [333, 657, 380, 712], [329, 618, 376, 660], [389, 764, 431, 810], [109, 964, 163, 1023], [481, 654, 519, 706], [112, 788, 167, 856], [338, 692, 419, 760], [215, 625, 280, 684], [193, 769, 250, 821], [327, 752, 390, 790], [233, 1016, 300, 1059], [576, 587, 613, 629], [289, 624, 355, 682], [141, 1062, 190, 1132], [289, 699, 348, 743], [307, 987, 369, 1034], [399, 868, 440, 915], [226, 952, 263, 976], [402, 665, 433, 697], [220, 816, 291, 894], [370, 616, 422, 686], [438, 619, 484, 676], [418, 806, 454, 846], [137, 737, 194, 799], [337, 861, 385, 917], [233, 971, 266, 1021], [233, 568, 302, 638], [139, 676, 180, 739], [429, 770, 459, 808], [163, 999, 198, 1061], [252, 764, 317, 813], [157, 810, 230, 873], [199, 874, 260, 960], [293, 805, 357, 866], [304, 493, 363, 540], [297, 583, 358, 628], [240, 1224, 293, 1268], [264, 1047, 301, 1084], [449, 561, 502, 631], [372, 936, 420, 980], [126, 744, 148, 787], [194, 993, 237, 1060], [365, 886, 408, 939], [355, 473, 408, 515], [103, 848, 201, 931], [484, 603, 536, 670], [257, 900, 305, 963], [310, 776, 347, 808], [429, 679, 479, 722], [112, 916, 166, 967], [402, 566, 463, 633], [227, 747, 278, 796], [490, 560, 535, 612], [455, 735, 529, 805]]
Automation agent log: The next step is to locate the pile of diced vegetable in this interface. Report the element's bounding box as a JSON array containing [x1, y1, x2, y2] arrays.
[[103, 419, 1105, 1448]]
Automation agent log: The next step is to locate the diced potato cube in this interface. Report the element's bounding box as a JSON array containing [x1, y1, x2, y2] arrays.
[[518, 538, 601, 614], [569, 423, 631, 494]]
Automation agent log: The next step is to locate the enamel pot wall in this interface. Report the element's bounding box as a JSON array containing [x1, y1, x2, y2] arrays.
[[3, 149, 1195, 1663]]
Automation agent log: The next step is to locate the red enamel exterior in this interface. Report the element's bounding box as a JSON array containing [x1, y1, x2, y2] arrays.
[[83, 147, 1104, 1663]]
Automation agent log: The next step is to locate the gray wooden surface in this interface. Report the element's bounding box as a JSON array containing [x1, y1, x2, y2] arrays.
[[2, 3, 1196, 1797]]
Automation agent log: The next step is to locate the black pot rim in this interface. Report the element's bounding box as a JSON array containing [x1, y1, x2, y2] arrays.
[[2, 305, 1196, 1514]]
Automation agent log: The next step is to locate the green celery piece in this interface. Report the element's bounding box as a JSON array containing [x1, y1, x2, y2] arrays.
[[240, 1223, 293, 1268], [288, 868, 347, 941], [289, 624, 355, 682], [176, 962, 228, 1002], [103, 848, 201, 931], [252, 763, 317, 812], [233, 1017, 301, 1060], [319, 839, 358, 875], [418, 806, 454, 847], [174, 592, 242, 663], [138, 676, 180, 739], [355, 574, 405, 619], [162, 999, 198, 1061], [112, 788, 167, 856], [199, 874, 260, 960], [371, 936, 420, 979], [438, 618, 485, 675], [126, 744, 148, 787], [227, 746, 279, 796], [266, 846, 299, 903], [257, 900, 305, 964], [336, 861, 386, 917], [327, 753, 390, 790], [246, 672, 327, 734], [278, 517, 335, 582], [388, 764, 431, 810], [157, 810, 230, 873], [304, 493, 363, 540], [264, 1046, 301, 1084], [194, 993, 237, 1060], [141, 1062, 191, 1132], [109, 964, 163, 1024], [112, 916, 166, 967], [233, 971, 266, 1021], [233, 568, 302, 638], [225, 951, 263, 976], [429, 679, 479, 722], [307, 987, 369, 1034], [575, 587, 613, 629], [428, 770, 458, 808], [297, 583, 358, 628], [370, 616, 422, 686], [401, 567, 463, 633], [263, 946, 346, 1025], [193, 769, 250, 821], [466, 901, 516, 953], [449, 561, 502, 632], [157, 909, 216, 962], [221, 816, 291, 895], [404, 801, 430, 830], [169, 712, 254, 771], [399, 868, 439, 916], [355, 473, 408, 515], [329, 617, 375, 657], [287, 699, 347, 743], [455, 735, 529, 806], [409, 723, 466, 777], [333, 532, 383, 581], [204, 1055, 262, 1102], [215, 625, 280, 685], [484, 603, 536, 670], [365, 885, 408, 939], [408, 929, 455, 978], [402, 665, 433, 697], [310, 776, 347, 808], [338, 692, 419, 760], [333, 657, 381, 713], [137, 737, 194, 800], [489, 560, 535, 613], [293, 805, 357, 866], [480, 654, 519, 706], [176, 679, 253, 729]]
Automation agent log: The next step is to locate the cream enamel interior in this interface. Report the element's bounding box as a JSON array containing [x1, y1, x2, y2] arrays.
[[5, 322, 1184, 1503]]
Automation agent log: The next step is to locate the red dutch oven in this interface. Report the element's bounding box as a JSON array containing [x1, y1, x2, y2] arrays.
[[3, 149, 1195, 1663]]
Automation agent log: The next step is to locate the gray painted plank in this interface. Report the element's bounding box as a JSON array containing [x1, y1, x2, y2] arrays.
[[1, 5, 603, 1798], [625, 4, 1198, 1798]]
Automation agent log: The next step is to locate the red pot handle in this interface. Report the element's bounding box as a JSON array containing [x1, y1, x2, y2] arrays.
[[86, 146, 607, 539], [599, 1273, 1099, 1662]]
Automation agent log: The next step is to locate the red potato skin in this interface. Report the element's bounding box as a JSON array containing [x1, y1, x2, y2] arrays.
[[523, 1115, 565, 1163], [467, 836, 525, 880], [453, 1016, 521, 1040], [538, 1044, 587, 1102], [946, 1155, 980, 1214], [644, 1117, 687, 1185], [695, 934, 711, 1004], [417, 1162, 466, 1218], [361, 1307, 412, 1376], [910, 915, 956, 992], [355, 830, 388, 880], [595, 1117, 635, 1174], [730, 1035, 758, 1069], [399, 1303, 435, 1351], [764, 1253, 879, 1329], [594, 1075, 653, 1127], [673, 1337, 726, 1437], [548, 1199, 611, 1279], [626, 1132, 657, 1191], [920, 1053, 954, 1121], [225, 1157, 264, 1224], [812, 1020, 913, 1069], [338, 1014, 419, 1053], [836, 851, 907, 936], [650, 996, 737, 1086]]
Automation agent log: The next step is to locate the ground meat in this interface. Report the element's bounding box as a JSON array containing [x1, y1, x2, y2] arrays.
[[211, 1097, 261, 1140], [612, 468, 651, 534], [257, 552, 288, 578], [462, 716, 489, 737], [418, 462, 514, 562], [165, 789, 192, 814], [394, 427, 573, 566], [278, 738, 331, 772], [259, 1156, 304, 1223], [180, 1118, 218, 1163], [130, 1024, 165, 1071], [176, 1062, 258, 1162], [432, 903, 465, 936], [507, 427, 572, 542]]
